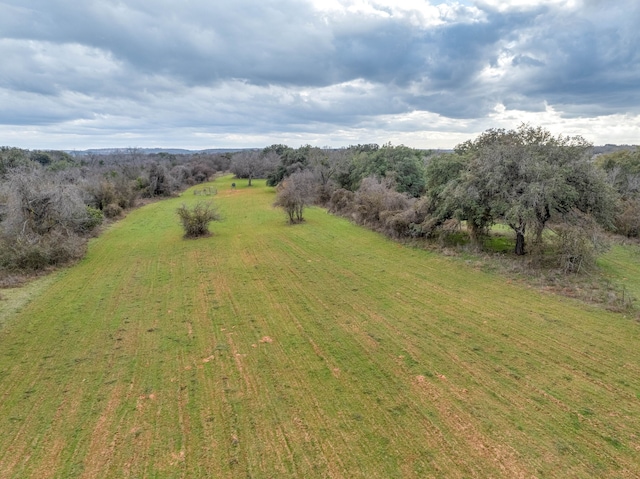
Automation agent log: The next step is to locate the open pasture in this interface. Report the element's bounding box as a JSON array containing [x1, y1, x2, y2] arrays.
[[1, 177, 640, 478]]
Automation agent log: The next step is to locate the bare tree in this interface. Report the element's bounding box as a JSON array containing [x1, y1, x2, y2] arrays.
[[231, 150, 278, 186], [0, 167, 101, 270], [273, 170, 316, 223], [3, 167, 97, 236]]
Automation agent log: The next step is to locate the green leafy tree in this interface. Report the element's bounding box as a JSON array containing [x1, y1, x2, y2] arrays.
[[348, 144, 426, 197], [456, 125, 616, 255], [423, 152, 492, 241], [0, 147, 30, 176], [265, 145, 312, 186], [595, 148, 640, 198]]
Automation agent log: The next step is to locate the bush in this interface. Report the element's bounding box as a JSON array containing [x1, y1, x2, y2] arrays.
[[548, 217, 609, 274], [80, 206, 104, 231], [328, 188, 355, 215], [176, 201, 221, 238], [103, 203, 123, 218], [0, 231, 86, 271], [614, 198, 640, 237], [85, 180, 116, 210], [352, 177, 413, 228]]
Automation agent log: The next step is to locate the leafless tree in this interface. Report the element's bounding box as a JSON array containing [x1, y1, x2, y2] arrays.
[[273, 170, 316, 223], [231, 150, 279, 186]]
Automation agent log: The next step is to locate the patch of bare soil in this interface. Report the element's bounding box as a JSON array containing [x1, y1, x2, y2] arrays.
[[81, 385, 124, 479], [412, 375, 531, 478]]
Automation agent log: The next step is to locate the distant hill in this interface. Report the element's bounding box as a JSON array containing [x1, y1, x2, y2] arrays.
[[63, 145, 637, 157], [592, 144, 638, 155], [66, 147, 248, 156]]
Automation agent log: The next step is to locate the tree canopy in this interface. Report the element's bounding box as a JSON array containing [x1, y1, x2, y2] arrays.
[[434, 125, 616, 255]]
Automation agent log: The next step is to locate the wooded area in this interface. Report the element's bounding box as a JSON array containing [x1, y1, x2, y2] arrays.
[[1, 124, 639, 278]]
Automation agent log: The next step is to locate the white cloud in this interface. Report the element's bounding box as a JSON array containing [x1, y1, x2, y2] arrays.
[[310, 0, 485, 27], [476, 0, 581, 12]]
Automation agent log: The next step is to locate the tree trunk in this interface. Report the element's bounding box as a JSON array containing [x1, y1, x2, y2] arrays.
[[468, 221, 480, 245], [515, 231, 525, 255], [511, 221, 526, 255], [248, 174, 253, 187], [534, 207, 550, 246]]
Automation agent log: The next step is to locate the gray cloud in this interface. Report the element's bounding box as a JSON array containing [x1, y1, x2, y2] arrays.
[[0, 0, 639, 149]]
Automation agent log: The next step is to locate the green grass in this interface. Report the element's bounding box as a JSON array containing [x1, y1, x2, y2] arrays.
[[599, 243, 640, 306], [0, 275, 58, 329], [1, 176, 640, 478]]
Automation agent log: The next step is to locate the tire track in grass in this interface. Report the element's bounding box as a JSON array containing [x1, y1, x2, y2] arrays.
[[266, 233, 489, 474], [80, 384, 124, 479], [258, 217, 640, 476], [411, 375, 529, 478], [258, 232, 464, 476], [31, 387, 85, 479], [380, 266, 640, 472], [181, 247, 227, 478], [326, 301, 510, 476], [233, 234, 361, 477], [271, 236, 447, 471], [0, 263, 109, 477], [0, 391, 51, 478]]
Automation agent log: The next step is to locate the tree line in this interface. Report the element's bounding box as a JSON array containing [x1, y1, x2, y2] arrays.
[[2, 125, 638, 276], [0, 147, 231, 276], [234, 125, 637, 274]]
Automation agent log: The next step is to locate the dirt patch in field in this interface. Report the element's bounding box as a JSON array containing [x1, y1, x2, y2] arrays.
[[30, 386, 85, 479], [227, 333, 257, 396], [81, 385, 124, 478], [412, 375, 530, 478]]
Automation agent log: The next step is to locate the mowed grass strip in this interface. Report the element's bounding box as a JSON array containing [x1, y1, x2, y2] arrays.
[[1, 176, 640, 478]]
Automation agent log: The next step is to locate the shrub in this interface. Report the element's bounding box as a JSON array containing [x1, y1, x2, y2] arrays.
[[103, 203, 123, 218], [176, 201, 221, 238], [82, 206, 104, 231], [548, 215, 610, 274], [4, 168, 96, 236], [352, 177, 413, 228], [328, 188, 355, 215], [85, 180, 116, 210], [380, 208, 418, 238], [614, 198, 640, 237], [0, 231, 86, 271]]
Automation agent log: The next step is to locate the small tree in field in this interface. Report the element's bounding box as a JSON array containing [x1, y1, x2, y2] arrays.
[[176, 201, 220, 238], [273, 170, 315, 223]]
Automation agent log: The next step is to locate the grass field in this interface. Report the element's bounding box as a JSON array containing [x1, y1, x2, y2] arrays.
[[1, 176, 640, 478], [599, 244, 640, 307]]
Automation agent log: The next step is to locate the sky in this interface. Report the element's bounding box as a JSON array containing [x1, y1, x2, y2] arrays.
[[1, 0, 639, 150]]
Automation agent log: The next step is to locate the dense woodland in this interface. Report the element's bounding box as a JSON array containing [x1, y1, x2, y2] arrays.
[[1, 124, 639, 278]]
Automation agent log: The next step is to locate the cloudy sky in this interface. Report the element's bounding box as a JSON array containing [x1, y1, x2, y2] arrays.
[[1, 0, 639, 150]]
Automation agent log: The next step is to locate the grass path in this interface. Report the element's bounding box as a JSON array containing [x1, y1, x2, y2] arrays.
[[1, 177, 640, 478]]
